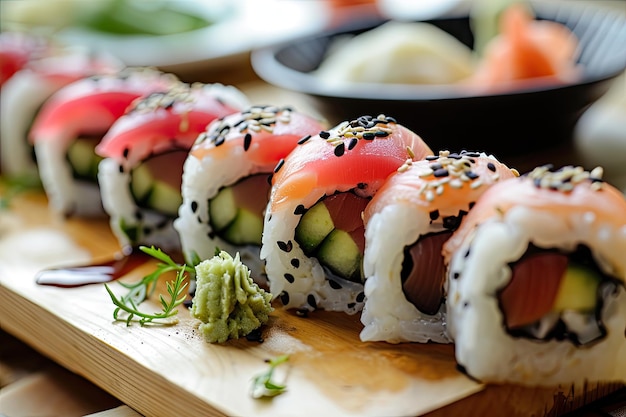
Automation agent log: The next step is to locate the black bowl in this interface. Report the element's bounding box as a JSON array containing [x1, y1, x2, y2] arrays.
[[251, 2, 626, 156]]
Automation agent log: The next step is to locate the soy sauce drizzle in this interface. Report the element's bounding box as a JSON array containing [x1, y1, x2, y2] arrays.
[[35, 246, 151, 288]]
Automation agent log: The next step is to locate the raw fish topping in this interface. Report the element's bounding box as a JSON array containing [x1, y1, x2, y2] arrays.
[[195, 105, 293, 147], [320, 114, 396, 156]]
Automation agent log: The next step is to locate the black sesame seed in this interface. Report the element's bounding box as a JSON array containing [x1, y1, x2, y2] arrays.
[[243, 133, 252, 151], [319, 130, 330, 139], [357, 182, 367, 189], [197, 215, 202, 224], [463, 301, 469, 308], [190, 201, 198, 213], [385, 116, 397, 123], [347, 302, 356, 309], [277, 240, 293, 252], [208, 231, 216, 239], [374, 130, 389, 137], [348, 137, 358, 150], [307, 294, 317, 308], [464, 248, 471, 258], [443, 216, 461, 230], [294, 204, 306, 215], [273, 159, 284, 173], [452, 272, 460, 279], [356, 292, 365, 303], [434, 168, 449, 177], [134, 210, 143, 220], [297, 134, 311, 145], [466, 171, 479, 180], [430, 163, 443, 170], [280, 291, 290, 305], [119, 164, 124, 173], [362, 132, 375, 140], [468, 201, 475, 209], [215, 136, 225, 147], [245, 328, 263, 342], [425, 155, 439, 161], [487, 162, 496, 172], [329, 280, 342, 290], [123, 147, 130, 159], [334, 142, 345, 157], [290, 258, 300, 268], [429, 210, 440, 221], [284, 273, 295, 283], [266, 173, 273, 185]]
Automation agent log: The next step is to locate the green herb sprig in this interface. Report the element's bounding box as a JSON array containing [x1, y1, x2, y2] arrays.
[[250, 355, 290, 399], [105, 245, 193, 326], [0, 174, 42, 210]]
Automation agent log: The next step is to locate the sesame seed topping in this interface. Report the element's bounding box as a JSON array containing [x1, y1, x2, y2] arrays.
[[194, 105, 293, 147], [527, 165, 605, 192], [321, 114, 397, 154]]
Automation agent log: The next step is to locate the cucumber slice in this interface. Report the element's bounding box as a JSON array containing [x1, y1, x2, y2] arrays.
[[67, 138, 100, 179], [146, 180, 182, 216], [223, 208, 263, 245], [209, 187, 237, 231], [130, 164, 153, 203], [552, 264, 601, 312], [295, 202, 334, 254], [316, 229, 362, 281]]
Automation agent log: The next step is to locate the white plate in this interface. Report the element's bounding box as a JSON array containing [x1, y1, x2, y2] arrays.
[[56, 0, 330, 70]]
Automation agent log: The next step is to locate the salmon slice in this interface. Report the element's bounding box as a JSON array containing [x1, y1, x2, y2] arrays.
[[499, 251, 568, 329], [402, 231, 452, 315]]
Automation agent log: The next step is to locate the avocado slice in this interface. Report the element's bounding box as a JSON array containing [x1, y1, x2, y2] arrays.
[[552, 264, 601, 312], [223, 208, 263, 246], [209, 187, 237, 231], [295, 202, 334, 254], [146, 180, 182, 216], [316, 229, 362, 281], [67, 138, 101, 180]]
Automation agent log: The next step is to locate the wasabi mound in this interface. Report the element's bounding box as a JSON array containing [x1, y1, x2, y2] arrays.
[[191, 251, 273, 343]]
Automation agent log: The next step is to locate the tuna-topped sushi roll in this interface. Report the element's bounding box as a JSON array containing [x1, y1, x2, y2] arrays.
[[261, 114, 433, 314], [0, 31, 48, 88], [174, 105, 327, 280], [1, 44, 122, 176], [443, 165, 626, 386], [360, 150, 519, 343], [97, 82, 249, 251], [30, 67, 179, 217]]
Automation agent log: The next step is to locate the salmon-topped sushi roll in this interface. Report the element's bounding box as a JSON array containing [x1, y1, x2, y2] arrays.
[[0, 44, 122, 176], [443, 165, 626, 386], [30, 67, 179, 217], [174, 105, 327, 283], [360, 150, 519, 343], [261, 114, 433, 314], [97, 82, 249, 251]]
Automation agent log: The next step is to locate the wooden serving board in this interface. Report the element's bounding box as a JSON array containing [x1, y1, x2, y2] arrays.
[[0, 190, 622, 417]]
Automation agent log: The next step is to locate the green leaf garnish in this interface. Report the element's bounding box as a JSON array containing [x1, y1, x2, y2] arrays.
[[0, 174, 42, 210], [104, 245, 193, 326], [250, 355, 290, 399]]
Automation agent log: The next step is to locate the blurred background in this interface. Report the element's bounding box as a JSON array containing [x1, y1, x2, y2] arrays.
[[1, 1, 626, 416]]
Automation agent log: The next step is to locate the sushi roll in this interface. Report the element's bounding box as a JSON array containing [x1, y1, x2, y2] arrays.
[[360, 150, 519, 343], [0, 31, 48, 88], [174, 105, 327, 280], [261, 114, 433, 314], [0, 44, 122, 176], [30, 67, 180, 217], [443, 165, 626, 385], [97, 82, 249, 251]]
